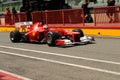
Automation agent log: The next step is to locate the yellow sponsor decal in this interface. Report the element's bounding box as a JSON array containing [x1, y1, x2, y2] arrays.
[[19, 27, 28, 32]]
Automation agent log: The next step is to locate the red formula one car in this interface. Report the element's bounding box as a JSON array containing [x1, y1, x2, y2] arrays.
[[10, 22, 95, 47]]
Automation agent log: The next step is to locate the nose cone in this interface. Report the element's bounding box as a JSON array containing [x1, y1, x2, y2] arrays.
[[88, 36, 95, 41]]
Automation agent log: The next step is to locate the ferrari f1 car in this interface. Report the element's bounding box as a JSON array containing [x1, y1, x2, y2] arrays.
[[10, 22, 95, 47]]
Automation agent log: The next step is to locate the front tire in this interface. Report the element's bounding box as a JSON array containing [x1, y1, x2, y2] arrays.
[[46, 32, 59, 46], [10, 30, 21, 42]]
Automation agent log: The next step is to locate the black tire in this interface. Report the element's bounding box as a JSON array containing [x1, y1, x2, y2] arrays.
[[10, 30, 21, 42], [72, 28, 84, 37], [46, 32, 59, 46]]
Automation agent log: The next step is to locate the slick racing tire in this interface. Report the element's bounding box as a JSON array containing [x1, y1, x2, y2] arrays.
[[46, 32, 59, 46], [10, 30, 21, 42], [72, 28, 84, 37]]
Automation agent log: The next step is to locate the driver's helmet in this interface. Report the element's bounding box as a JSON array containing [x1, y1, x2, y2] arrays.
[[43, 24, 48, 30]]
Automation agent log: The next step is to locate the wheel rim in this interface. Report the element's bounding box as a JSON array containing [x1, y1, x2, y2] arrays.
[[47, 35, 52, 44]]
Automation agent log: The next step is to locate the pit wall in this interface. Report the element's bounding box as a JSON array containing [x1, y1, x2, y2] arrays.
[[1, 26, 120, 37]]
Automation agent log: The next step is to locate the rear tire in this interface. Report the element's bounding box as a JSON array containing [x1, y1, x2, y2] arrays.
[[46, 32, 59, 46], [10, 30, 21, 42]]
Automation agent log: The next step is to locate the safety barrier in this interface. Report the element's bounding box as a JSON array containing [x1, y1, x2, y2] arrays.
[[32, 9, 84, 25], [2, 6, 120, 26], [32, 11, 45, 23], [5, 14, 12, 25], [4, 12, 27, 25], [94, 6, 120, 25], [0, 18, 2, 25]]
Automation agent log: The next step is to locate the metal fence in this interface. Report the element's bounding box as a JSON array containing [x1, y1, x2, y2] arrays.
[[1, 6, 120, 26], [94, 6, 120, 25], [32, 9, 84, 25], [3, 12, 27, 25]]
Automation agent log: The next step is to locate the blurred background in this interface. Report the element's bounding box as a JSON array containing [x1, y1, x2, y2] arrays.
[[0, 0, 119, 12]]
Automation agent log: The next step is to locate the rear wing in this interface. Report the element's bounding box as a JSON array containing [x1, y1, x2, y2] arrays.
[[15, 21, 33, 28]]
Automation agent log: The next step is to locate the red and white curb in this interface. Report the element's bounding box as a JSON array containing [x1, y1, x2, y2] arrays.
[[0, 70, 31, 80]]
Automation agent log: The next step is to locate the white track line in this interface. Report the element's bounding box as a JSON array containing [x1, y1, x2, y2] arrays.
[[0, 69, 31, 80], [0, 45, 120, 65], [0, 50, 120, 76]]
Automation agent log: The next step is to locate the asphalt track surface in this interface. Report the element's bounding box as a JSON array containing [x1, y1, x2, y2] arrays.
[[0, 32, 120, 80]]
